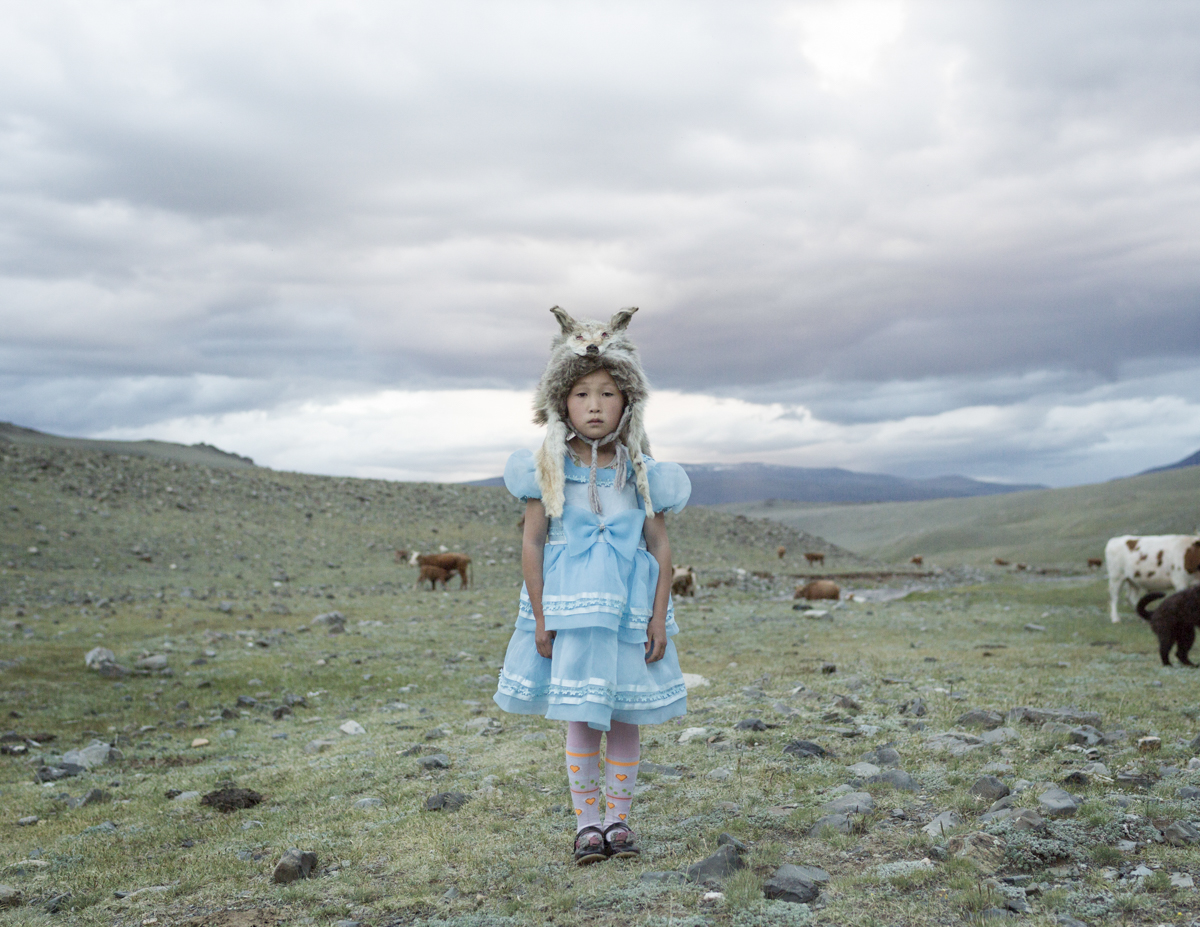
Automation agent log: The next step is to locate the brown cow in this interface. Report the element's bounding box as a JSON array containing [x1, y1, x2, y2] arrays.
[[910, 555, 924, 566], [994, 558, 1010, 566], [803, 552, 825, 565], [417, 564, 450, 590], [671, 565, 697, 597], [409, 551, 472, 589], [1087, 557, 1103, 569], [777, 546, 787, 560], [795, 579, 840, 600]]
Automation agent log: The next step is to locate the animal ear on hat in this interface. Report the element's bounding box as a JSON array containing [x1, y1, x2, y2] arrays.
[[609, 306, 638, 332], [550, 305, 580, 336]]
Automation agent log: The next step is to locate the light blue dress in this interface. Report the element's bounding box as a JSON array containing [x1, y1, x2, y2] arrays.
[[493, 449, 691, 731]]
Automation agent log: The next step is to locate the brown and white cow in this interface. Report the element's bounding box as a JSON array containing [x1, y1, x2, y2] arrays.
[[795, 579, 840, 601], [408, 551, 472, 589], [1105, 534, 1200, 623]]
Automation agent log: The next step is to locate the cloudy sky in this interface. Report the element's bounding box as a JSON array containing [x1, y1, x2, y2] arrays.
[[3, 1, 1199, 487]]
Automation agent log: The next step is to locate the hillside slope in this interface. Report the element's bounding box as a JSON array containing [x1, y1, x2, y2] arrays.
[[720, 465, 1200, 567], [0, 421, 255, 470]]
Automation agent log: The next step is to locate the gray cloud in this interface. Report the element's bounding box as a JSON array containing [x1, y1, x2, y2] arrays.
[[2, 1, 1199, 482]]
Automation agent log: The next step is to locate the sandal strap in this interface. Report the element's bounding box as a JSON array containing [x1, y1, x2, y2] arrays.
[[602, 822, 634, 841], [575, 825, 605, 848]]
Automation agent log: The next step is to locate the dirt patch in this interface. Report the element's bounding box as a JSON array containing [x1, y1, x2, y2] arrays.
[[200, 788, 265, 812], [179, 909, 280, 927]]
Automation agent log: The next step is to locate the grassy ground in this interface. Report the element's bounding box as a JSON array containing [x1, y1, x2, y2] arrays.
[[4, 442, 1200, 926], [719, 465, 1200, 568]]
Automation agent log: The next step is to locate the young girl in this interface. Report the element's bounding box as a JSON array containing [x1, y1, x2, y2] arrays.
[[494, 307, 691, 865]]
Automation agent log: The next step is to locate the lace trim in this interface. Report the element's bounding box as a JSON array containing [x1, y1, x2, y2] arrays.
[[497, 670, 687, 709]]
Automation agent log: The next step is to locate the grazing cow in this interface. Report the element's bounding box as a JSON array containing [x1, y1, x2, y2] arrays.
[[417, 564, 450, 590], [910, 555, 924, 566], [994, 558, 1010, 567], [408, 551, 472, 589], [671, 565, 697, 597], [394, 548, 410, 563], [777, 546, 787, 560], [1087, 557, 1103, 569], [803, 552, 825, 566], [1105, 534, 1200, 623], [1015, 563, 1027, 571], [795, 579, 840, 601]]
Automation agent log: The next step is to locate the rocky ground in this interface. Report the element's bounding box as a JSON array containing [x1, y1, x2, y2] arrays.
[[3, 442, 1200, 926]]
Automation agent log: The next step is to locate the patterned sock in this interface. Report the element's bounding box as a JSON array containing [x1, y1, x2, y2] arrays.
[[603, 720, 640, 828], [566, 721, 603, 832]]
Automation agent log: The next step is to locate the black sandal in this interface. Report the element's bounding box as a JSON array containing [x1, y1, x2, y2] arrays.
[[603, 821, 641, 858], [573, 825, 607, 865]]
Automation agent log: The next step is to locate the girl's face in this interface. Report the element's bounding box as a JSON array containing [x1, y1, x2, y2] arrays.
[[566, 369, 625, 441]]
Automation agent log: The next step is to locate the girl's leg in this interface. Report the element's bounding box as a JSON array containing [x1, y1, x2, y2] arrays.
[[565, 721, 603, 832], [603, 720, 640, 828]]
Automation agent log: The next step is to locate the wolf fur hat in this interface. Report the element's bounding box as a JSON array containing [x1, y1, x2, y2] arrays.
[[533, 306, 654, 518]]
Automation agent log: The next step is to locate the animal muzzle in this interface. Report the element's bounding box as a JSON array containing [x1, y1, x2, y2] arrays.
[[586, 344, 599, 355]]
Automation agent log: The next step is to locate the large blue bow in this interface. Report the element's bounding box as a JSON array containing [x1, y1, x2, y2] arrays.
[[562, 505, 645, 562]]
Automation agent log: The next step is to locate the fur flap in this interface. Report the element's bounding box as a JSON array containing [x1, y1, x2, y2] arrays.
[[531, 306, 655, 516]]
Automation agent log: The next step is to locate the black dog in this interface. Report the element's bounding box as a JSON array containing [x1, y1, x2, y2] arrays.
[[1138, 586, 1200, 666]]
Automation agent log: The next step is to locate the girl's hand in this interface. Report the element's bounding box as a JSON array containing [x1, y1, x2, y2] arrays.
[[535, 627, 556, 659], [644, 617, 667, 663]]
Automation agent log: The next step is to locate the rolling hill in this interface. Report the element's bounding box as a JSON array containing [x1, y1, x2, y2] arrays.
[[468, 459, 1042, 504], [719, 465, 1200, 568]]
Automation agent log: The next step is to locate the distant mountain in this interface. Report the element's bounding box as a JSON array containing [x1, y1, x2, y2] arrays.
[[0, 422, 256, 470], [1141, 447, 1200, 475], [464, 460, 1044, 505]]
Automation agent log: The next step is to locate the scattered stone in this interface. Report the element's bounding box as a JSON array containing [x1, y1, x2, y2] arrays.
[[0, 884, 21, 908], [520, 732, 546, 742], [833, 695, 861, 711], [809, 813, 851, 836], [1164, 820, 1200, 846], [821, 791, 873, 815], [1009, 809, 1045, 832], [1069, 725, 1103, 746], [339, 720, 366, 736], [84, 647, 116, 669], [353, 797, 383, 810], [312, 611, 345, 629], [923, 811, 962, 837], [958, 709, 1004, 729], [717, 832, 746, 850], [419, 754, 451, 770], [67, 788, 109, 809], [191, 738, 209, 748], [1037, 788, 1078, 818], [970, 777, 1010, 802], [783, 740, 832, 759], [426, 791, 469, 812], [1052, 916, 1087, 927], [861, 745, 901, 767], [924, 731, 985, 756], [1116, 770, 1157, 788], [43, 893, 70, 913], [734, 718, 767, 731], [677, 727, 710, 744], [866, 768, 917, 791], [706, 767, 732, 781], [821, 662, 836, 674], [201, 788, 264, 813], [946, 832, 1007, 874], [62, 740, 112, 770], [172, 791, 201, 802], [1008, 706, 1102, 727], [272, 848, 318, 884], [463, 717, 502, 734], [980, 727, 1018, 745], [1170, 872, 1194, 889], [847, 762, 881, 778], [304, 739, 336, 754], [1179, 785, 1200, 800], [686, 844, 744, 884], [16, 816, 37, 826], [641, 761, 681, 777], [763, 864, 824, 903], [1023, 623, 1046, 632], [680, 673, 710, 688], [1137, 735, 1161, 753]]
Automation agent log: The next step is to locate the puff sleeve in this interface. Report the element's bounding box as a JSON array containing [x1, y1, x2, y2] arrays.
[[503, 449, 542, 502], [644, 459, 691, 514]]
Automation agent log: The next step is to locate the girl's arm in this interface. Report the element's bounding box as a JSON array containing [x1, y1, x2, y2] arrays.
[[642, 512, 672, 663], [522, 499, 554, 658]]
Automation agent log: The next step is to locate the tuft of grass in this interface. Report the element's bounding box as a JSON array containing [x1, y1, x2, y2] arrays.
[[722, 868, 766, 910], [1090, 844, 1123, 866]]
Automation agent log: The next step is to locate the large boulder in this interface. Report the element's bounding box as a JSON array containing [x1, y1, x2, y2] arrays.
[[763, 864, 828, 904]]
